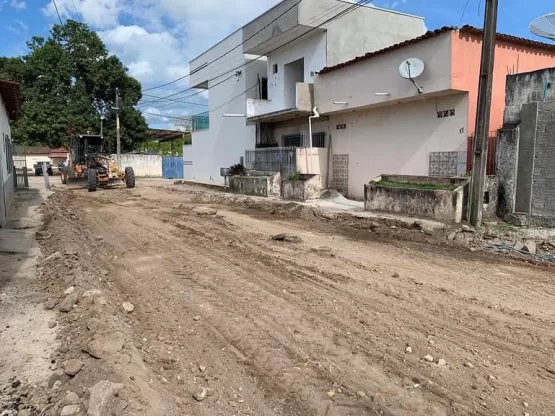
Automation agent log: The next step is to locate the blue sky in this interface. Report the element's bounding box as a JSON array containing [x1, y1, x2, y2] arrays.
[[1, 0, 554, 129]]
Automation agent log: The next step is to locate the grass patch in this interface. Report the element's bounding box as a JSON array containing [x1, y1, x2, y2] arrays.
[[374, 179, 458, 191]]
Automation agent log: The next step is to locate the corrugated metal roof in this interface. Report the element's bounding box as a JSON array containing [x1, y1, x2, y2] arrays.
[[318, 25, 555, 75], [0, 80, 21, 120]]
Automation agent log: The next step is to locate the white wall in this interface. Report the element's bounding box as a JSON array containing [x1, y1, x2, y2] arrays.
[[266, 32, 326, 112], [118, 154, 162, 177], [183, 144, 193, 179], [0, 94, 13, 226], [26, 154, 51, 172], [330, 92, 468, 199], [315, 33, 452, 115]]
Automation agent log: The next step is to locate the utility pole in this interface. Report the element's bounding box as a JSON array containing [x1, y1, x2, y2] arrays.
[[115, 87, 121, 166], [469, 0, 499, 227]]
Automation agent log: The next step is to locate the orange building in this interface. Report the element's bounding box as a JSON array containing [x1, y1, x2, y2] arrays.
[[315, 26, 555, 198]]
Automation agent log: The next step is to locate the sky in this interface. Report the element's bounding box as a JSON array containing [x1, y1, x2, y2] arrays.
[[0, 0, 554, 129]]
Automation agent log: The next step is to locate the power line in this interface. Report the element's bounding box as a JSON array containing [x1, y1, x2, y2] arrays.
[[71, 0, 83, 23], [52, 0, 64, 25], [144, 0, 372, 107], [140, 93, 208, 107], [459, 0, 471, 26], [142, 0, 304, 92], [146, 0, 363, 104]]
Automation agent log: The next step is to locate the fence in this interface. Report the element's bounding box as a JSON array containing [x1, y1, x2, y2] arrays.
[[245, 147, 297, 176], [13, 155, 28, 188], [467, 132, 497, 175]]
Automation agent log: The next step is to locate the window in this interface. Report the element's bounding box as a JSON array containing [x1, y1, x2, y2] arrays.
[[273, 64, 278, 74], [437, 109, 456, 118], [336, 123, 346, 130], [282, 134, 302, 147], [3, 134, 12, 174], [312, 132, 325, 148]]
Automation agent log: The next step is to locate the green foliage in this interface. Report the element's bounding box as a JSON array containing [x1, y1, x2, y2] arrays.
[[0, 20, 148, 150], [286, 171, 302, 181], [375, 179, 457, 191]]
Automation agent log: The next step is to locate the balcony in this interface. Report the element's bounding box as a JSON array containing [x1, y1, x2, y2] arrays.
[[192, 112, 209, 132], [246, 83, 314, 123]]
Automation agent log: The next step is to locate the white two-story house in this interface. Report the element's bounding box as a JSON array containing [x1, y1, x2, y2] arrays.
[[189, 0, 425, 181]]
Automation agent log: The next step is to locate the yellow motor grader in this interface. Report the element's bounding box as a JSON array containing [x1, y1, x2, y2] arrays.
[[61, 134, 135, 192]]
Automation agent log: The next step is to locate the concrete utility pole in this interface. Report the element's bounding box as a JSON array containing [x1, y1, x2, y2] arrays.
[[469, 0, 499, 227], [115, 87, 121, 166]]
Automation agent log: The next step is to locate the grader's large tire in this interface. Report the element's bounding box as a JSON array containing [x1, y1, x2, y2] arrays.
[[125, 167, 135, 189], [88, 168, 97, 192]]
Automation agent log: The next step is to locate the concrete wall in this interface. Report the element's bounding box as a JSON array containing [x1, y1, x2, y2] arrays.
[[296, 147, 329, 189], [0, 95, 14, 226], [315, 33, 452, 115], [266, 32, 326, 112], [183, 144, 193, 179], [229, 172, 281, 197], [283, 174, 321, 201], [364, 175, 468, 223], [118, 154, 162, 177], [318, 1, 425, 67], [328, 92, 468, 199], [451, 32, 555, 136], [497, 128, 519, 217]]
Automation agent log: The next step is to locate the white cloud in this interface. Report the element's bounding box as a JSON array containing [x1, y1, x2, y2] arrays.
[[10, 0, 25, 9]]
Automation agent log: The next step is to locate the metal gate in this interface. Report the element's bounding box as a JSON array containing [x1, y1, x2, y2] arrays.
[[13, 155, 28, 188], [162, 156, 184, 179]]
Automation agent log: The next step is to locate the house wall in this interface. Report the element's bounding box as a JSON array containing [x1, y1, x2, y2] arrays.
[[266, 32, 326, 113], [315, 33, 453, 114], [329, 92, 468, 199], [450, 31, 555, 136], [25, 154, 51, 172], [0, 95, 14, 226], [190, 29, 267, 181], [271, 118, 329, 146], [314, 1, 425, 67]]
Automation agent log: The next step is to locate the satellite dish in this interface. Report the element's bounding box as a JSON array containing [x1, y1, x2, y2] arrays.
[[399, 58, 425, 79], [530, 13, 555, 40]]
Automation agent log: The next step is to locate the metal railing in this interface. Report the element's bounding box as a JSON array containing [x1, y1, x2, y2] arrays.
[[13, 156, 28, 188], [245, 147, 297, 175]]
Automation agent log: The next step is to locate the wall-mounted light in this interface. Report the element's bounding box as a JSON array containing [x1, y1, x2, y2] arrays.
[[333, 101, 348, 105], [375, 93, 390, 96], [223, 114, 246, 118]]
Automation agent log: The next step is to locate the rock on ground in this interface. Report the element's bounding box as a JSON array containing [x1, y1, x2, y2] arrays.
[[63, 359, 84, 376], [122, 302, 135, 313], [60, 404, 82, 416], [59, 293, 79, 313], [88, 380, 124, 416], [191, 206, 218, 216]]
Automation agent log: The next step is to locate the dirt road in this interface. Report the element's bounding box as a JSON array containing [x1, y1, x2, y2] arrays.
[[33, 182, 555, 416]]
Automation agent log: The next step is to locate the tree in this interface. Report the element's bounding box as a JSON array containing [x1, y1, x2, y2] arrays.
[[0, 21, 149, 150]]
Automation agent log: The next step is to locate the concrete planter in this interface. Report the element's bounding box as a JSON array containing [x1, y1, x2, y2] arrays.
[[364, 174, 469, 223], [283, 174, 320, 201], [229, 171, 280, 197]]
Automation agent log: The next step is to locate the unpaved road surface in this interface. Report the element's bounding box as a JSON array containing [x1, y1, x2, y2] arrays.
[[31, 182, 555, 416]]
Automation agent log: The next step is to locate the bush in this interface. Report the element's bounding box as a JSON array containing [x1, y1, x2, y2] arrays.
[[229, 163, 246, 176], [286, 171, 302, 181]]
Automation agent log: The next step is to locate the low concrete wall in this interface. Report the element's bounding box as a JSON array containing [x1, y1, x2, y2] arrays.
[[296, 148, 328, 189], [229, 171, 280, 197], [364, 174, 469, 223], [283, 174, 321, 201], [116, 154, 162, 178]]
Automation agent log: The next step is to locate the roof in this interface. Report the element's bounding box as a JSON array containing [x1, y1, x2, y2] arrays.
[[50, 147, 69, 158], [13, 146, 52, 155], [149, 128, 189, 142], [0, 80, 21, 120], [318, 25, 555, 75]]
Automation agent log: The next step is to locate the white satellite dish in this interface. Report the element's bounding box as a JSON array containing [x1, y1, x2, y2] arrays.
[[530, 13, 555, 40], [399, 58, 425, 79]]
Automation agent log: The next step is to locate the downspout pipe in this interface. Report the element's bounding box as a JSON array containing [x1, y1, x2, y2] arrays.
[[308, 107, 320, 148]]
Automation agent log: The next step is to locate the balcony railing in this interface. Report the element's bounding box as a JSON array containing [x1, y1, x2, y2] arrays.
[[192, 112, 209, 131], [246, 83, 313, 120]]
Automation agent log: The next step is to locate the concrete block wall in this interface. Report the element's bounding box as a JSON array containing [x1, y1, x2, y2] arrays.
[[531, 101, 555, 218], [497, 127, 519, 217], [117, 154, 163, 178]]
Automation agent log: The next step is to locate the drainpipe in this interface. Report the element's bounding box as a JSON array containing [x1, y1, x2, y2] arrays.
[[308, 107, 320, 148], [307, 107, 320, 175]]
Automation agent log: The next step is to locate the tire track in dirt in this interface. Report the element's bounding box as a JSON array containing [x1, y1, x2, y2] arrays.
[[60, 186, 555, 416]]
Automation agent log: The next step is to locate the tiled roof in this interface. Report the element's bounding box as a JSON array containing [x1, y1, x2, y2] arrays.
[[0, 80, 21, 120], [318, 25, 555, 75]]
